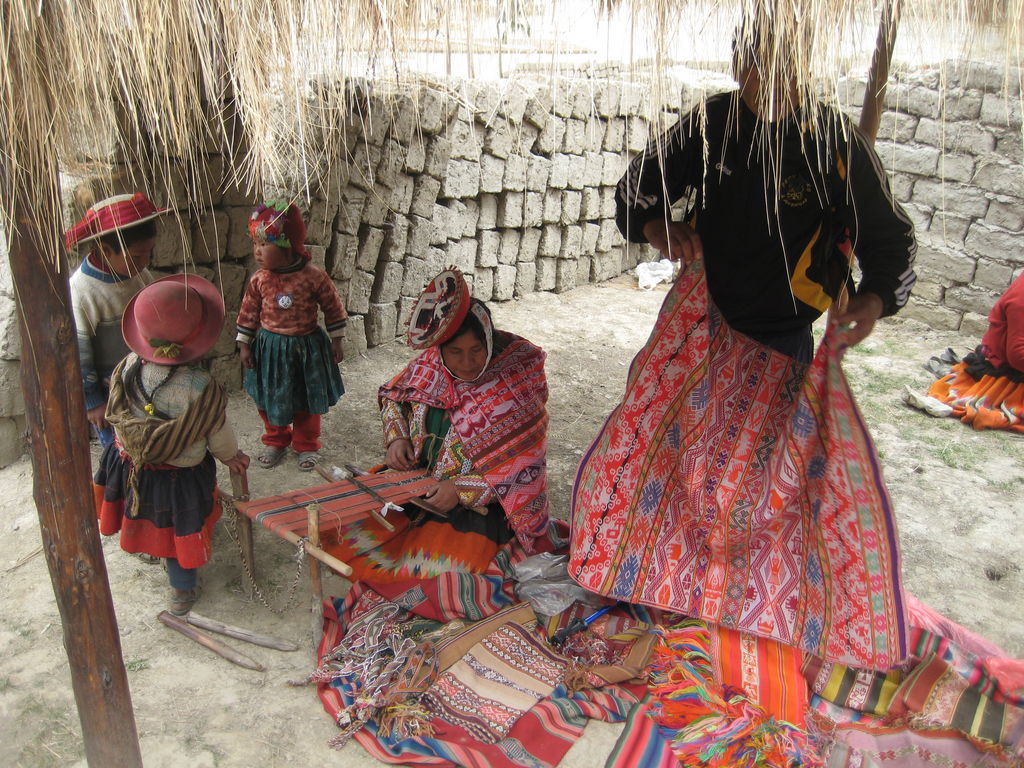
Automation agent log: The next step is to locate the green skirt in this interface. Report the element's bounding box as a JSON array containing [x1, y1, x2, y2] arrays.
[[244, 328, 344, 425]]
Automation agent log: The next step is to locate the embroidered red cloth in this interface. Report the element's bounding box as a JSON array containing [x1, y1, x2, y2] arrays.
[[569, 260, 908, 670]]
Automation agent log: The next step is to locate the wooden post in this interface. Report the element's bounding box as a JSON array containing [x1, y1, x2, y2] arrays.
[[860, 0, 902, 143], [7, 178, 143, 765], [306, 503, 324, 651], [230, 470, 256, 599]]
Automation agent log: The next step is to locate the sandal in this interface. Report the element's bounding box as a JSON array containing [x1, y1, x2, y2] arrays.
[[169, 588, 197, 616], [297, 451, 321, 472], [258, 445, 287, 469], [134, 552, 160, 565]]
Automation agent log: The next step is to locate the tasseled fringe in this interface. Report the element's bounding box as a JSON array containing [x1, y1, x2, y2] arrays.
[[648, 619, 823, 768], [318, 604, 440, 749], [564, 660, 594, 693]]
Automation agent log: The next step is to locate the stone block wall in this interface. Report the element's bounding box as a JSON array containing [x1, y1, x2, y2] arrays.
[[844, 61, 1023, 335], [321, 77, 667, 348]]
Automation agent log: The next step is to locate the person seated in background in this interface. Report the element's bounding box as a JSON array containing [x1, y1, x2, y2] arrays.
[[322, 268, 551, 581], [921, 271, 1024, 432]]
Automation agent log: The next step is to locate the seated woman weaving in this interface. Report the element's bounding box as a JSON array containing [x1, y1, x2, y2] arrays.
[[323, 268, 550, 581]]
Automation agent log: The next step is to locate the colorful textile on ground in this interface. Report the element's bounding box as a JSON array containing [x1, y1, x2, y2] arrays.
[[889, 653, 1024, 754], [712, 623, 810, 728], [810, 700, 1016, 768], [422, 618, 569, 743], [379, 333, 549, 552], [244, 328, 344, 424], [545, 602, 660, 690], [321, 501, 512, 583], [569, 258, 907, 670], [806, 601, 1024, 767], [802, 654, 903, 717], [647, 619, 823, 767], [316, 534, 641, 768], [94, 448, 220, 568], [928, 355, 1024, 433], [605, 694, 679, 768]]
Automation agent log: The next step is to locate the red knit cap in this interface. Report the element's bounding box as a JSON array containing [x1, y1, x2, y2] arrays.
[[248, 201, 310, 261]]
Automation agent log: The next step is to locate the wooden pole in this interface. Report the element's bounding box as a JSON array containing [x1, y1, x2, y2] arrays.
[[306, 503, 325, 649], [7, 177, 143, 766], [230, 470, 256, 599], [860, 0, 902, 143]]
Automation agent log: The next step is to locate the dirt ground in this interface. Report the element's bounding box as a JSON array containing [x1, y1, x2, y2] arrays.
[[1, 274, 1022, 767]]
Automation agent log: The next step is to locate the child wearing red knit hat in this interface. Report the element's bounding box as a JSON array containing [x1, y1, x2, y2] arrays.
[[236, 201, 347, 470]]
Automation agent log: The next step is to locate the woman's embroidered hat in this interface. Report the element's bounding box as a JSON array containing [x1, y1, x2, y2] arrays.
[[248, 201, 309, 260], [407, 268, 473, 349], [122, 275, 225, 364], [64, 193, 168, 250]]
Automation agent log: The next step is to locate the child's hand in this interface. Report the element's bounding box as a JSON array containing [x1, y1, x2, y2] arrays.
[[331, 337, 344, 364], [223, 450, 250, 474], [87, 403, 110, 431], [238, 343, 254, 369], [386, 438, 416, 470]]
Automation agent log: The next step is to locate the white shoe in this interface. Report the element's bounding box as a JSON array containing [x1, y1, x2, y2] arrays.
[[903, 385, 954, 417]]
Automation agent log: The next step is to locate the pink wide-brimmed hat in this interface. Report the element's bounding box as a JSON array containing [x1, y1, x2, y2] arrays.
[[122, 275, 225, 364], [406, 268, 472, 350], [64, 193, 168, 250]]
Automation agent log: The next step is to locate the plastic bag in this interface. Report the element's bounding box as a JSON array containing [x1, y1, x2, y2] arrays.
[[636, 258, 676, 290], [513, 553, 594, 618]]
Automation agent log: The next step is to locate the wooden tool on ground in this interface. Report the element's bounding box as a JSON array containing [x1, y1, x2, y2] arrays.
[[158, 611, 265, 671], [186, 612, 299, 652]]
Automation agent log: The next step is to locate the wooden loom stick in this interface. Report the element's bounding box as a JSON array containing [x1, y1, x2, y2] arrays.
[[344, 463, 451, 520], [230, 470, 256, 598], [314, 464, 396, 531], [860, 0, 902, 144], [158, 611, 265, 671], [307, 503, 325, 648], [263, 524, 353, 577], [186, 613, 299, 652]]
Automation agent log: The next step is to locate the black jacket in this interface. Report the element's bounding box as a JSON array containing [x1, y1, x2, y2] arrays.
[[616, 92, 917, 337]]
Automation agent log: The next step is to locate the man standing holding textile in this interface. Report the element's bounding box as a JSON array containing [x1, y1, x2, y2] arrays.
[[616, 23, 917, 362], [569, 21, 917, 672]]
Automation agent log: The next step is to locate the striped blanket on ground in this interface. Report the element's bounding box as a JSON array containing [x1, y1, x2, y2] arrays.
[[569, 259, 907, 671]]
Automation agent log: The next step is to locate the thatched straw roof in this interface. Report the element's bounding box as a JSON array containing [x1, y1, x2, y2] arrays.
[[2, 0, 1021, 260]]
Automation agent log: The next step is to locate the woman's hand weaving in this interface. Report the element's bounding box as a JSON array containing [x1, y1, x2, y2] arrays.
[[420, 479, 459, 514], [386, 438, 416, 471]]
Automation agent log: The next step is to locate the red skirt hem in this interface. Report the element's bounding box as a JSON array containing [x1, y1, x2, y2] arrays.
[[95, 484, 221, 569]]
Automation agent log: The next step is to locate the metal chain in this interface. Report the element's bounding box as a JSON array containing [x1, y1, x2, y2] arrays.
[[222, 499, 306, 615]]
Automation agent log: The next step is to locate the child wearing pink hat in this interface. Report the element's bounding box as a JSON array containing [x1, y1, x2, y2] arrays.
[[94, 275, 250, 615], [236, 201, 347, 471], [66, 193, 164, 447]]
